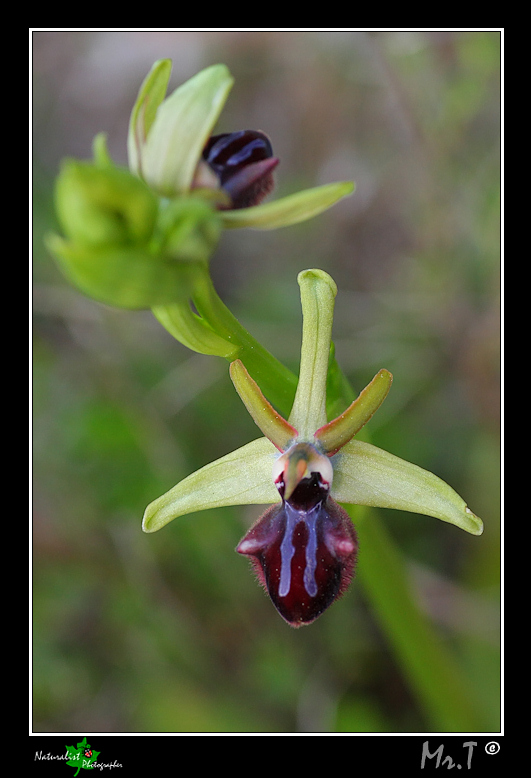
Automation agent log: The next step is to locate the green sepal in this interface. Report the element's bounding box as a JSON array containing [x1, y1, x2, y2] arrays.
[[142, 437, 279, 533], [128, 58, 173, 179], [332, 440, 484, 536], [219, 181, 354, 230], [154, 195, 222, 263], [132, 63, 234, 196]]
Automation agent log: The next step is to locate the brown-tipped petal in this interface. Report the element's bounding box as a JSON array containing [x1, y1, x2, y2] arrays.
[[229, 359, 298, 451], [314, 369, 393, 456]]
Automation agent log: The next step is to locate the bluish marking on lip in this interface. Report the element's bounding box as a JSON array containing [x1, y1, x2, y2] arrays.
[[278, 509, 296, 598], [303, 510, 319, 598], [279, 503, 320, 599]]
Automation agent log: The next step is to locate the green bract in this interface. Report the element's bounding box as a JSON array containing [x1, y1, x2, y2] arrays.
[[127, 59, 354, 228], [46, 139, 222, 309], [143, 270, 483, 538]]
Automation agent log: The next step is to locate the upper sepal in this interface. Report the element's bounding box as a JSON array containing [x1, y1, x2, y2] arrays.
[[128, 61, 234, 196]]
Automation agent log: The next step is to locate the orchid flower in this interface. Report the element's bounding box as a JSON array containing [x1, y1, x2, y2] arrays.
[[127, 59, 354, 229], [143, 270, 483, 627], [47, 59, 353, 320]]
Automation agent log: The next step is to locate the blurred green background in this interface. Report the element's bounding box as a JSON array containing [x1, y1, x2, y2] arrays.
[[33, 30, 501, 733]]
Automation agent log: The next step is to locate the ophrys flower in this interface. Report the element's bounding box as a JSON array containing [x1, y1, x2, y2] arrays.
[[128, 60, 354, 229], [143, 270, 483, 626]]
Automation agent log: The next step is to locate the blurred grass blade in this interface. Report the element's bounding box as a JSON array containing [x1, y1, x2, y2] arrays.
[[353, 505, 489, 731]]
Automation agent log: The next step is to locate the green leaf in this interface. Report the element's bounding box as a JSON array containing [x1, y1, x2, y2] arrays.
[[65, 738, 100, 776], [143, 438, 279, 533], [219, 181, 354, 230], [332, 440, 484, 535], [152, 302, 239, 358], [353, 506, 488, 730]]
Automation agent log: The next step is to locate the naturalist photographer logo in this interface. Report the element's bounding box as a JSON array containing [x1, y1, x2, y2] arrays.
[[65, 737, 100, 774], [34, 737, 122, 774]]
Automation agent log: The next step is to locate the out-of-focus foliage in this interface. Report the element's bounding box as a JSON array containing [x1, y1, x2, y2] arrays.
[[33, 30, 500, 733]]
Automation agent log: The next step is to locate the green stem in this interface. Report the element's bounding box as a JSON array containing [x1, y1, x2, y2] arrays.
[[191, 271, 298, 414]]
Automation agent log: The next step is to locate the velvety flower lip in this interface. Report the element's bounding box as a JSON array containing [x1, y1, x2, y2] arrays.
[[236, 436, 359, 626], [127, 60, 354, 229], [142, 269, 483, 624], [200, 130, 279, 209], [236, 478, 358, 627]]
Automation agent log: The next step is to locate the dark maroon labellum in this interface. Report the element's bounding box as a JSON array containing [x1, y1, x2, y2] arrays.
[[202, 130, 279, 209], [237, 476, 358, 627]]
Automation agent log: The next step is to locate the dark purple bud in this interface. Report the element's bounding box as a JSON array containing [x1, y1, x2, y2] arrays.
[[237, 476, 358, 627], [202, 130, 279, 209]]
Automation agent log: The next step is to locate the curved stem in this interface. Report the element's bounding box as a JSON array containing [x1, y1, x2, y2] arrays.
[[191, 271, 298, 415]]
